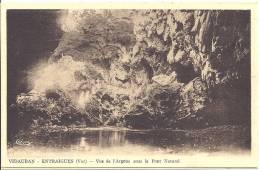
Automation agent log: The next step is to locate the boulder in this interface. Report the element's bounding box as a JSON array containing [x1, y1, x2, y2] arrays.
[[152, 72, 177, 86], [176, 77, 208, 120]]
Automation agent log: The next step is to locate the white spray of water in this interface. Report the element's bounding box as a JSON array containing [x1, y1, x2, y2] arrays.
[[78, 91, 91, 108], [32, 55, 84, 92], [29, 55, 92, 108]]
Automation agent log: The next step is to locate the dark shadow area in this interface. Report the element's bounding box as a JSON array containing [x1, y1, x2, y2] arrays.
[[7, 10, 62, 140]]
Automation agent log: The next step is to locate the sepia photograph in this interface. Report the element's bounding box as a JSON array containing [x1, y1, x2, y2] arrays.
[[1, 4, 258, 169]]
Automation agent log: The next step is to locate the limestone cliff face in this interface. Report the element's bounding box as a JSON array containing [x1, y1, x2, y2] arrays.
[[126, 10, 250, 128], [13, 10, 250, 129]]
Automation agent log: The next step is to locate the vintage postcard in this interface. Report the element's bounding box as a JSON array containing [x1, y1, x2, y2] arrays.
[[1, 2, 258, 169]]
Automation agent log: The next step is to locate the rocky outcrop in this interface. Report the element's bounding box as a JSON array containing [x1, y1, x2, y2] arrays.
[[124, 83, 182, 128], [128, 10, 250, 128], [11, 10, 250, 131], [176, 77, 208, 120]]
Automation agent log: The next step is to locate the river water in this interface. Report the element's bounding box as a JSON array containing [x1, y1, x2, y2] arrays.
[[8, 126, 250, 157]]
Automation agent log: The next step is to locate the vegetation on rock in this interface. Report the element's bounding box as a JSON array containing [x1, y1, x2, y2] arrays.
[[9, 10, 250, 135]]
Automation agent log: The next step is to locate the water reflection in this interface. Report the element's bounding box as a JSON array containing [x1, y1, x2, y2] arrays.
[[9, 127, 250, 155], [70, 130, 127, 151]]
